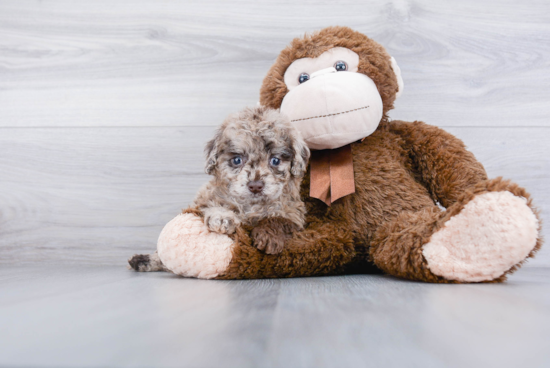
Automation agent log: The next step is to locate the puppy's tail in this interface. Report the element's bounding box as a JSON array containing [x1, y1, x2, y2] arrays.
[[128, 251, 168, 272]]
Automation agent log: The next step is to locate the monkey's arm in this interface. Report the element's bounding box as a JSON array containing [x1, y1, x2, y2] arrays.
[[218, 219, 355, 279], [388, 120, 488, 208]]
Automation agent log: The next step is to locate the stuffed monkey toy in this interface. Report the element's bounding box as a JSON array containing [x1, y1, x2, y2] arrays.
[[135, 26, 542, 283]]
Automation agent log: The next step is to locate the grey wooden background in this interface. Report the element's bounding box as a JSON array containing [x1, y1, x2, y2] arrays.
[[1, 0, 549, 267]]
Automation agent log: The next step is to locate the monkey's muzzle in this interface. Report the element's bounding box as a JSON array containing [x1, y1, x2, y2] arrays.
[[280, 69, 383, 150]]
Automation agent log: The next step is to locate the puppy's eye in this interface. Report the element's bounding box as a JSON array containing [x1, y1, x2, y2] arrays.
[[270, 157, 281, 166], [298, 73, 310, 84], [334, 60, 347, 71], [231, 156, 243, 166]]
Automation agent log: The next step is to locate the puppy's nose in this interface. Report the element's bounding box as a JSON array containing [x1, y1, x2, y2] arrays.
[[247, 180, 265, 194]]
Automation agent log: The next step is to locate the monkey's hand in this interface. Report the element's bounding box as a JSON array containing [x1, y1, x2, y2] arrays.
[[202, 207, 240, 235], [251, 217, 301, 255]]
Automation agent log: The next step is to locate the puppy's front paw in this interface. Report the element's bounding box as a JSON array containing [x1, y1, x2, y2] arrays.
[[207, 214, 237, 234], [253, 228, 285, 254], [252, 217, 300, 255], [203, 207, 240, 234]]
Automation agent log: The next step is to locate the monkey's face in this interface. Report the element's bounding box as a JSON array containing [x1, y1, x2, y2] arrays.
[[259, 27, 404, 151], [280, 47, 402, 150]]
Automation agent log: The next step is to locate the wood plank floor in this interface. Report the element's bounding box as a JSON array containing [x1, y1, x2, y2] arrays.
[[1, 265, 549, 368]]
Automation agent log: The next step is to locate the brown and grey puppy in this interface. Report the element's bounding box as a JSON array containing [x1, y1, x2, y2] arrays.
[[128, 106, 309, 272], [195, 105, 310, 253]]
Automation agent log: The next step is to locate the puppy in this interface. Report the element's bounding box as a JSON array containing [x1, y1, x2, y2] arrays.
[[128, 106, 310, 272], [195, 105, 310, 253]]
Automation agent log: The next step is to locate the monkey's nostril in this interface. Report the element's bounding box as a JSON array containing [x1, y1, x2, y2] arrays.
[[247, 180, 265, 194]]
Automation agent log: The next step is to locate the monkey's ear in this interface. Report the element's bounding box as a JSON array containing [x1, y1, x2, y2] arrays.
[[390, 57, 404, 98], [290, 133, 311, 177], [204, 129, 222, 175]]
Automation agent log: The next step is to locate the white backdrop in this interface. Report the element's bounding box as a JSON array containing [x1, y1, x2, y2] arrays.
[[1, 0, 548, 266]]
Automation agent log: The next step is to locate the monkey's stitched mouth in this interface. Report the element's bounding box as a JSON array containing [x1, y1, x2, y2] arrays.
[[290, 105, 369, 123]]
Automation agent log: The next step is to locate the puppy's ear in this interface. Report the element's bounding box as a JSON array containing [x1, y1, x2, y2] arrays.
[[204, 128, 222, 175], [290, 133, 310, 177]]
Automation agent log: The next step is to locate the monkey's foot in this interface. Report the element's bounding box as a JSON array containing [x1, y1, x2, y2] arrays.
[[423, 191, 539, 282], [157, 213, 234, 279]]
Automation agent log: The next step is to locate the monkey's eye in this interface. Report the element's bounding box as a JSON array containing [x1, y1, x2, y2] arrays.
[[270, 157, 281, 166], [298, 73, 310, 84], [334, 60, 348, 71], [231, 156, 243, 166]]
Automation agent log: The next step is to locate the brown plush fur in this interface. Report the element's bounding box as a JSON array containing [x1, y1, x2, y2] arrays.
[[217, 26, 543, 282], [217, 219, 356, 279]]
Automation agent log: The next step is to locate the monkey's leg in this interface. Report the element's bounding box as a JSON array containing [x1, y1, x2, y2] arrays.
[[369, 178, 542, 283], [154, 212, 355, 279], [128, 251, 168, 272]]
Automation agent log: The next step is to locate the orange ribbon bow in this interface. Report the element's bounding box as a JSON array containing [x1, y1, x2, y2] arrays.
[[309, 144, 355, 206]]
